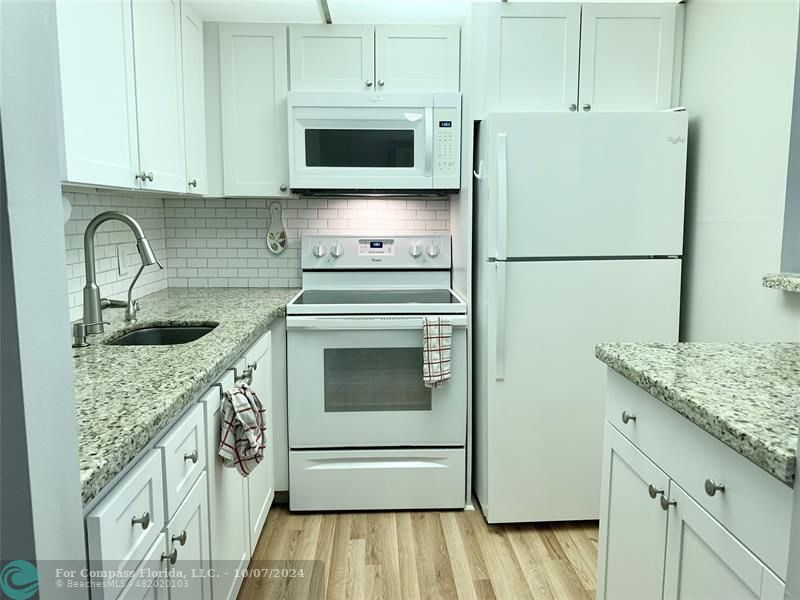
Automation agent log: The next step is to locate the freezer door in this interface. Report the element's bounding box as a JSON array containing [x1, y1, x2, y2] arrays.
[[476, 259, 681, 523], [480, 111, 687, 258]]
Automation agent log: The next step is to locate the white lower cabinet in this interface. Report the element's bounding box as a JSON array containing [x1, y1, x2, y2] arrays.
[[597, 424, 668, 600], [244, 331, 275, 553], [598, 373, 789, 600], [165, 473, 211, 600], [117, 534, 170, 600]]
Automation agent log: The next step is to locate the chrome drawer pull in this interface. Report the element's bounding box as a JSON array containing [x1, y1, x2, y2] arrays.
[[184, 450, 198, 464], [660, 496, 677, 511], [131, 511, 150, 530], [647, 484, 664, 499], [704, 479, 725, 497], [161, 548, 178, 565], [621, 411, 637, 424], [172, 530, 187, 546]]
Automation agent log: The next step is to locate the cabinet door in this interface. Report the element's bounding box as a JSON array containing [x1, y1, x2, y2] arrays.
[[181, 3, 207, 195], [597, 423, 669, 600], [131, 0, 186, 193], [56, 0, 139, 188], [245, 331, 274, 554], [486, 3, 580, 111], [663, 483, 786, 600], [166, 473, 212, 600], [118, 534, 170, 600], [220, 24, 289, 197], [199, 379, 251, 600], [374, 26, 460, 92], [579, 3, 677, 112], [289, 25, 375, 92]]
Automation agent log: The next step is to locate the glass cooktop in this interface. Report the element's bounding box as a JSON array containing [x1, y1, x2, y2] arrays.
[[293, 289, 460, 305]]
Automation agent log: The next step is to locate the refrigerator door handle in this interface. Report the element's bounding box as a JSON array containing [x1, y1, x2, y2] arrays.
[[497, 133, 508, 261], [495, 261, 507, 381], [473, 159, 484, 180]]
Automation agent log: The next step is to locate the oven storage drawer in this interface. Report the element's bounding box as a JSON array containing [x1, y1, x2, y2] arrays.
[[289, 448, 466, 511]]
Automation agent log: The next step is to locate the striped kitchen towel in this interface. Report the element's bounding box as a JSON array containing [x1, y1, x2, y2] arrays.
[[423, 316, 452, 388], [218, 382, 267, 477]]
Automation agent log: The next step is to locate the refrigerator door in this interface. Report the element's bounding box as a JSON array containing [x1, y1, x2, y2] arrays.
[[479, 111, 687, 259], [473, 258, 681, 523]]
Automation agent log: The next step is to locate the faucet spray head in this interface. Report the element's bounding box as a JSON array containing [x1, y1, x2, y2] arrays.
[[136, 238, 159, 267]]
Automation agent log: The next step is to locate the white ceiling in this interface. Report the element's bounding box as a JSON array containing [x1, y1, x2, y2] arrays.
[[186, 0, 470, 24]]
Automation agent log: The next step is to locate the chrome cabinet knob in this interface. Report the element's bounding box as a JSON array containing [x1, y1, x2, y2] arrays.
[[409, 243, 423, 258], [704, 479, 725, 497], [161, 548, 178, 565], [312, 242, 327, 258], [330, 244, 344, 258], [648, 484, 664, 499], [621, 411, 636, 424], [365, 80, 373, 87], [135, 171, 146, 181], [582, 103, 592, 112], [131, 511, 151, 530], [426, 244, 441, 258], [660, 495, 677, 511], [188, 179, 197, 188], [280, 184, 288, 192], [377, 80, 385, 87], [183, 449, 198, 464], [569, 103, 578, 112], [172, 530, 187, 546]]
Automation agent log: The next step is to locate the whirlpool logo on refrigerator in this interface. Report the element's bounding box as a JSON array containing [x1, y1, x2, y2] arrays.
[[667, 136, 686, 144]]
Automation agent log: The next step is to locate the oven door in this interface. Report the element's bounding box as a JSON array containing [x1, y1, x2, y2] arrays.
[[287, 316, 467, 448], [288, 93, 434, 189]]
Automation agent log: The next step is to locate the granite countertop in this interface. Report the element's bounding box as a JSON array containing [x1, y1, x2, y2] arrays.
[[596, 342, 800, 486], [73, 287, 299, 506], [763, 273, 800, 293]]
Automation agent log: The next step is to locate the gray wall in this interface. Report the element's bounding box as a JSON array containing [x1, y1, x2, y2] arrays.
[[783, 12, 800, 274]]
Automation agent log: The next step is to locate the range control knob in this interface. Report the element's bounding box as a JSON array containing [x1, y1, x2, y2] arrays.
[[409, 242, 423, 258], [426, 244, 441, 258], [330, 243, 344, 259], [312, 242, 327, 258]]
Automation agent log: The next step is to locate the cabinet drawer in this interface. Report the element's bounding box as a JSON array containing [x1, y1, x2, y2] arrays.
[[290, 448, 465, 511], [606, 370, 793, 578], [156, 403, 206, 519], [86, 450, 165, 600]]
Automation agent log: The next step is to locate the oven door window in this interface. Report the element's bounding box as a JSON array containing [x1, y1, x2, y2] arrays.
[[323, 347, 431, 412], [305, 129, 415, 168]]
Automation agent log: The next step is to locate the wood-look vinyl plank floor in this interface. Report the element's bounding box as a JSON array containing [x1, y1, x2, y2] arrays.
[[238, 504, 598, 600]]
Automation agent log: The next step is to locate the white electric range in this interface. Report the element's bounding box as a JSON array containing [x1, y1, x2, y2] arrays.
[[286, 235, 468, 511]]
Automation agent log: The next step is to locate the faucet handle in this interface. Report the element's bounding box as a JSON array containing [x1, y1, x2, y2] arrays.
[[72, 321, 109, 348]]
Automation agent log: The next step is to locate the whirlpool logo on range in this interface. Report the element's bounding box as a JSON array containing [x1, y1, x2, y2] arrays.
[[0, 560, 39, 600]]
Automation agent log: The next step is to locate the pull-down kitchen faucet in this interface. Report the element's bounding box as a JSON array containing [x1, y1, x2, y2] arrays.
[[82, 211, 162, 334]]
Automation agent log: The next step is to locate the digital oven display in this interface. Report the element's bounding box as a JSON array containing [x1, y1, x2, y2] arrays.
[[370, 241, 384, 249]]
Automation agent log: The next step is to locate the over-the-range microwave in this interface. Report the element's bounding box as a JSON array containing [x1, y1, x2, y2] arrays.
[[287, 92, 461, 192]]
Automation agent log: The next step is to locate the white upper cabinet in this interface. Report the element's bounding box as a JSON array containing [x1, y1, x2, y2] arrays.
[[181, 3, 208, 195], [486, 3, 581, 111], [475, 2, 680, 115], [289, 25, 375, 92], [219, 24, 289, 197], [579, 3, 677, 112], [131, 0, 186, 193], [374, 26, 460, 92], [56, 0, 139, 188], [289, 25, 460, 93]]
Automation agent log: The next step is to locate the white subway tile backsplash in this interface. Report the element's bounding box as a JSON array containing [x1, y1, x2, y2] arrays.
[[64, 194, 449, 313]]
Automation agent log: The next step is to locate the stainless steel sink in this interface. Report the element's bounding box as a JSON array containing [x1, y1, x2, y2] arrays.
[[106, 325, 216, 346]]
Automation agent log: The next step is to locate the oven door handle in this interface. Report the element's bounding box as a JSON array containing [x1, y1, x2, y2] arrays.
[[287, 316, 467, 330]]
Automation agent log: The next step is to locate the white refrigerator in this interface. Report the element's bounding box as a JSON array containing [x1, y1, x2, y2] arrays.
[[473, 111, 688, 523]]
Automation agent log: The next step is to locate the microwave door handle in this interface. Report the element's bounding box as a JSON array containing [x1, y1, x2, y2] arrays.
[[424, 107, 433, 176]]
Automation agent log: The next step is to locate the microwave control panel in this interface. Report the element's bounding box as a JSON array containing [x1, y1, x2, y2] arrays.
[[433, 106, 460, 184]]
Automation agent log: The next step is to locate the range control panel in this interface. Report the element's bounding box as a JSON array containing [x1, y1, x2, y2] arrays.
[[302, 235, 451, 270], [433, 106, 460, 181]]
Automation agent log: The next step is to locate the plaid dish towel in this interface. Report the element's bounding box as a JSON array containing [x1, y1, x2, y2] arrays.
[[218, 382, 267, 477], [423, 317, 452, 388]]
